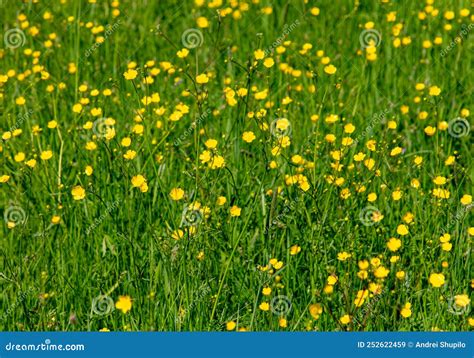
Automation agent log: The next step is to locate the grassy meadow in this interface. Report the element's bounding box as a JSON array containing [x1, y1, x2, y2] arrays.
[[0, 0, 473, 332]]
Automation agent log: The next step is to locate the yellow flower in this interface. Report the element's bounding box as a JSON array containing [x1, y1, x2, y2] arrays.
[[196, 73, 209, 84], [84, 165, 93, 176], [254, 49, 265, 60], [460, 194, 472, 206], [370, 258, 381, 267], [262, 287, 272, 296], [424, 126, 436, 136], [414, 156, 423, 166], [26, 159, 37, 168], [392, 190, 402, 201], [99, 328, 110, 332], [324, 64, 337, 75], [340, 314, 351, 324], [325, 114, 339, 124], [209, 155, 225, 169], [123, 69, 138, 80], [310, 7, 320, 16], [123, 150, 137, 160], [354, 290, 369, 307], [90, 107, 102, 117], [230, 205, 241, 217], [309, 303, 323, 319], [51, 215, 61, 224], [429, 86, 441, 96], [226, 321, 236, 331], [115, 295, 132, 313], [177, 48, 189, 58], [200, 150, 211, 163], [454, 294, 470, 308], [275, 118, 290, 133], [14, 152, 26, 162], [374, 266, 390, 279], [387, 238, 402, 252], [415, 83, 425, 91], [403, 212, 414, 224], [131, 175, 148, 192], [48, 120, 58, 129], [358, 260, 369, 270], [40, 150, 53, 160], [429, 273, 445, 288], [216, 196, 227, 206], [441, 242, 452, 251], [263, 58, 274, 68], [2, 131, 12, 140], [172, 229, 184, 240], [259, 301, 270, 311], [324, 284, 334, 294], [169, 187, 185, 201], [289, 245, 301, 255], [337, 252, 351, 261], [433, 176, 447, 185], [205, 138, 218, 149], [121, 137, 132, 147], [439, 233, 451, 243], [400, 303, 412, 318], [71, 185, 86, 200], [132, 124, 144, 135], [396, 224, 409, 236], [15, 96, 26, 105], [242, 131, 256, 143], [418, 111, 428, 120], [196, 16, 209, 28], [367, 192, 377, 202], [85, 142, 97, 151], [364, 158, 375, 170], [369, 283, 383, 294], [273, 261, 283, 270], [0, 175, 10, 183], [396, 271, 405, 280], [390, 147, 403, 156], [327, 275, 338, 285]]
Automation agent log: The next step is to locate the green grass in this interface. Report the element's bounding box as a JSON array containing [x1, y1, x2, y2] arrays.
[[0, 0, 473, 332]]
